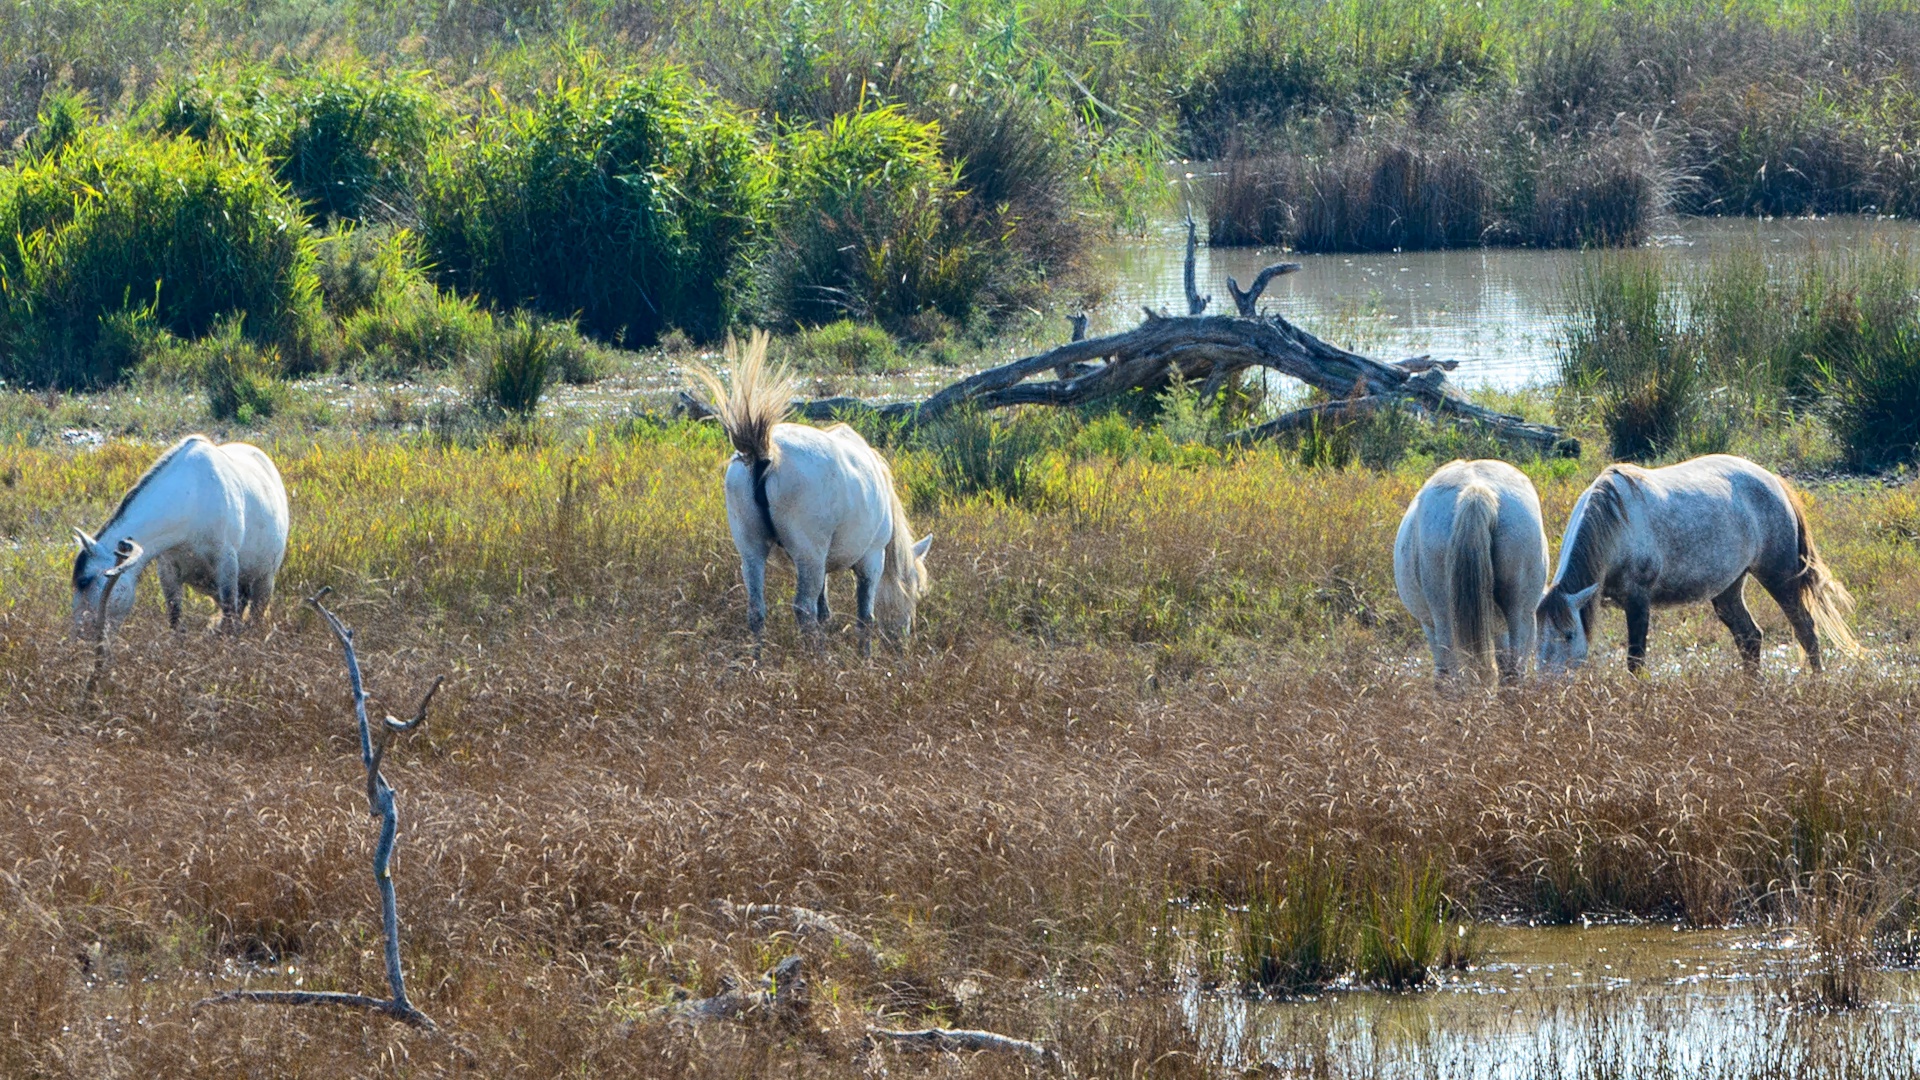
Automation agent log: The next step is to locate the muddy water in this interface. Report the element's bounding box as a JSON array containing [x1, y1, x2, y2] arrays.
[[1095, 216, 1920, 392], [1187, 924, 1920, 1077]]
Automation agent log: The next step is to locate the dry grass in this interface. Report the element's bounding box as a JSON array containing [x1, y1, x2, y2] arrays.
[[0, 428, 1917, 1075]]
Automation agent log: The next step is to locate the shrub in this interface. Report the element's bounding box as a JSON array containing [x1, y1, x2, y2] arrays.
[[541, 318, 616, 385], [763, 106, 994, 331], [1558, 254, 1699, 462], [341, 282, 493, 377], [478, 316, 557, 416], [312, 223, 427, 318], [152, 68, 439, 222], [791, 319, 901, 374], [19, 85, 94, 163], [0, 129, 319, 389], [1238, 850, 1348, 995], [1820, 324, 1920, 470], [199, 319, 288, 423], [915, 407, 1064, 507], [420, 69, 763, 344]]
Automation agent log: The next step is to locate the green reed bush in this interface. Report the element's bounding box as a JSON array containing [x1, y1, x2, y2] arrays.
[[153, 67, 440, 222], [312, 223, 428, 319], [763, 106, 998, 331], [198, 318, 288, 423], [478, 315, 558, 416], [420, 68, 762, 344], [791, 319, 902, 374], [1558, 254, 1700, 462], [0, 129, 319, 389], [341, 280, 493, 377], [1238, 849, 1349, 995], [1819, 323, 1920, 470], [1355, 860, 1449, 989], [914, 407, 1066, 508], [19, 86, 94, 163]]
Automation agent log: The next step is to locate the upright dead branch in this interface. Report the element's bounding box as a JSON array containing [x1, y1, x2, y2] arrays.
[[84, 539, 142, 699], [1226, 261, 1302, 316], [1183, 214, 1210, 315], [197, 588, 444, 1031]]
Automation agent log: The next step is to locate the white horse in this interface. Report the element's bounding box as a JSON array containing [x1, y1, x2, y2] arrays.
[[1394, 459, 1549, 682], [689, 331, 932, 652], [1537, 454, 1857, 674], [72, 434, 290, 636]]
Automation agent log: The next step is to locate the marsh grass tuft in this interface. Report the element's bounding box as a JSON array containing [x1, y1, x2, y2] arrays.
[[478, 315, 558, 417]]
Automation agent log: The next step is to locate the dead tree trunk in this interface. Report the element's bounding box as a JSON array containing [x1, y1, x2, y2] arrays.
[[677, 240, 1576, 456]]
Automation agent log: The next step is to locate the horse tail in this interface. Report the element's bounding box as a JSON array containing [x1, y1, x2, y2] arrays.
[[877, 466, 924, 615], [1447, 482, 1501, 680], [686, 330, 797, 544], [1789, 485, 1860, 656]]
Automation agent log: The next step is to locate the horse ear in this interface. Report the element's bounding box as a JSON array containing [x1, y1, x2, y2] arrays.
[[1567, 584, 1600, 612], [912, 535, 932, 560], [71, 527, 102, 555]]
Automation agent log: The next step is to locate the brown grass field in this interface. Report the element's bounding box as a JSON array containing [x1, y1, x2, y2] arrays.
[[1, 426, 1918, 1076]]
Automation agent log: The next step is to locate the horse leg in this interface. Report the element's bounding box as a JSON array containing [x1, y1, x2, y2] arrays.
[[215, 549, 242, 635], [816, 583, 832, 625], [1759, 574, 1823, 673], [156, 556, 184, 630], [1500, 594, 1538, 685], [1624, 596, 1652, 675], [249, 573, 276, 627], [853, 549, 884, 659], [1419, 621, 1450, 681], [790, 549, 829, 648], [740, 547, 771, 647], [1711, 576, 1764, 674]]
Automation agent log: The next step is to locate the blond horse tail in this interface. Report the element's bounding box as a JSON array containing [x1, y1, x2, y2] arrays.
[[686, 330, 798, 545], [876, 468, 923, 617], [1790, 486, 1860, 656], [1447, 483, 1501, 680], [685, 329, 795, 464]]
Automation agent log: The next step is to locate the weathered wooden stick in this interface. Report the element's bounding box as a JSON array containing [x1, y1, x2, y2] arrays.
[[197, 588, 442, 1031], [1183, 215, 1211, 315], [1226, 262, 1301, 316], [867, 1026, 1053, 1064], [665, 955, 808, 1024]]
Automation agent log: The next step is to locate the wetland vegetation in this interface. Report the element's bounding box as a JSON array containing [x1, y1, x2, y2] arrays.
[[1, 0, 1920, 1076]]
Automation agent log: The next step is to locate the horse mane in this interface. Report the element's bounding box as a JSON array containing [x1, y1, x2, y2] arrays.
[[685, 330, 797, 466], [74, 434, 209, 588], [1555, 466, 1633, 597]]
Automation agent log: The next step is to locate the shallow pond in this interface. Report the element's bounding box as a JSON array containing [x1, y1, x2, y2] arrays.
[[1188, 924, 1920, 1078], [1096, 216, 1920, 392]]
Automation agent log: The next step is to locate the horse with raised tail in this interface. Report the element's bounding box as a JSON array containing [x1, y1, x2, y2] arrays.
[[1537, 454, 1856, 674], [688, 331, 932, 652]]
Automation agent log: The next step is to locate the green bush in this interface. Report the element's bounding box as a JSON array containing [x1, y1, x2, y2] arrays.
[[764, 106, 993, 331], [20, 86, 95, 163], [199, 319, 288, 423], [419, 69, 763, 344], [1238, 850, 1349, 996], [152, 68, 438, 222], [791, 319, 902, 374], [1820, 324, 1920, 470], [341, 282, 493, 377], [0, 129, 319, 389], [313, 223, 428, 318], [478, 316, 557, 416], [1558, 254, 1699, 462]]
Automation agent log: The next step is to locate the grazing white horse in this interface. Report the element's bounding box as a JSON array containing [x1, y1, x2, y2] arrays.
[[689, 331, 932, 651], [1394, 459, 1549, 682], [1537, 454, 1856, 674], [72, 434, 290, 636]]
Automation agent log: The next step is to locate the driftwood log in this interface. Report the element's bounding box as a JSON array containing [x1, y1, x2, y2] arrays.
[[866, 1025, 1054, 1065], [676, 235, 1574, 456], [197, 589, 445, 1030]]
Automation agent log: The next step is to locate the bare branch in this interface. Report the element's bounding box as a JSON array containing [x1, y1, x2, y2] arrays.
[[867, 1026, 1053, 1065], [1226, 262, 1302, 316], [1183, 214, 1211, 315], [199, 590, 441, 1032]]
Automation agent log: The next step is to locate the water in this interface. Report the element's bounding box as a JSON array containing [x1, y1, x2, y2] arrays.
[[1095, 216, 1920, 391], [1185, 924, 1920, 1078]]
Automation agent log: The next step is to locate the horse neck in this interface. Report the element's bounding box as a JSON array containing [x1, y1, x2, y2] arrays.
[[1554, 487, 1622, 596], [99, 487, 192, 556]]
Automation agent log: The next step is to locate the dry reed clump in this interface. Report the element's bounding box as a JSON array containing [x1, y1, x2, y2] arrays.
[[0, 431, 1914, 1074]]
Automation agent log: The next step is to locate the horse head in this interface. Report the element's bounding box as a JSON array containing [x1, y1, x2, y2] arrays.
[[1536, 583, 1599, 673]]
